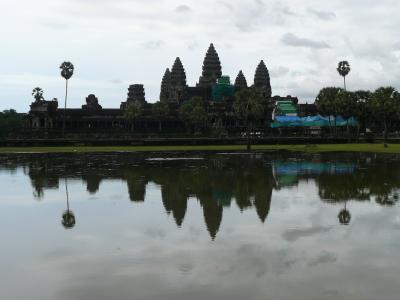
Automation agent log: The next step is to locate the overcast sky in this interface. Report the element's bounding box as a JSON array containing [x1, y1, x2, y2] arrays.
[[2, 0, 400, 112]]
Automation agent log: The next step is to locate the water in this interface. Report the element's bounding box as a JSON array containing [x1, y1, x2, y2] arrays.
[[1, 152, 400, 300]]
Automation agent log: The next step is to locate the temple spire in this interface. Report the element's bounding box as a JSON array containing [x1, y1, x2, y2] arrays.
[[127, 84, 146, 104], [254, 60, 272, 100], [198, 43, 222, 87], [234, 70, 248, 90], [169, 57, 187, 104], [170, 57, 187, 87], [160, 68, 171, 102]]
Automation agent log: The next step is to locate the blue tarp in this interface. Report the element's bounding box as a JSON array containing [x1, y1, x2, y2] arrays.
[[271, 115, 358, 128]]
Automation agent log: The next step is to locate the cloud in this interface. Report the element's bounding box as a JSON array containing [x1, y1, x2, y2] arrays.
[[216, 1, 234, 12], [282, 226, 332, 242], [187, 41, 200, 51], [3, 0, 400, 111], [143, 40, 165, 50], [233, 0, 267, 32], [308, 251, 337, 266], [109, 79, 123, 84], [271, 66, 290, 77], [307, 8, 336, 21], [175, 4, 192, 13], [281, 33, 331, 49]]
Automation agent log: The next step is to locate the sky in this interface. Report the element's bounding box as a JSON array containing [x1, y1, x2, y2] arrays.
[[1, 0, 400, 112]]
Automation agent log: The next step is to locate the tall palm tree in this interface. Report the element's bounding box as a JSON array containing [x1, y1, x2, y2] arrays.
[[32, 87, 44, 102], [62, 178, 76, 229], [233, 88, 265, 151], [337, 61, 350, 91], [124, 101, 142, 132], [60, 61, 74, 137], [152, 101, 169, 132]]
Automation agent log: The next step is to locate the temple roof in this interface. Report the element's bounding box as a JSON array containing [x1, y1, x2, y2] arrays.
[[234, 70, 248, 89], [170, 57, 187, 87], [199, 43, 222, 86], [160, 68, 171, 102], [254, 60, 272, 98], [254, 60, 271, 87]]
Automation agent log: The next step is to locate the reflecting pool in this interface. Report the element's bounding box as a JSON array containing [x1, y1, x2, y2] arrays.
[[1, 152, 400, 300]]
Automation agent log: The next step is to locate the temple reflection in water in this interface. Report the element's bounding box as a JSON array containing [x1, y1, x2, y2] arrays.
[[1, 152, 399, 238]]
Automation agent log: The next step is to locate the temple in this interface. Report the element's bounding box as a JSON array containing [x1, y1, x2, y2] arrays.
[[28, 43, 316, 135]]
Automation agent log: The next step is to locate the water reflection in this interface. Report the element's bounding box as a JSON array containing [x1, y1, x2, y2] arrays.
[[2, 152, 400, 300], [61, 178, 75, 229], [0, 152, 399, 238]]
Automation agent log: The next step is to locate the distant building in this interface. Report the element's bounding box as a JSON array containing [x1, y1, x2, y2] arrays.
[[28, 43, 315, 133]]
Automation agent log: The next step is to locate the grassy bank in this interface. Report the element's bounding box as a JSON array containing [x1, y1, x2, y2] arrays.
[[0, 144, 399, 153]]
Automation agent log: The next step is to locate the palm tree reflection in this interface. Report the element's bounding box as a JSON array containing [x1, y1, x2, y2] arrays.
[[338, 200, 351, 225], [61, 178, 75, 229]]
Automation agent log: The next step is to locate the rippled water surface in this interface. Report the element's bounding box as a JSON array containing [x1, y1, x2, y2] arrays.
[[1, 152, 400, 300]]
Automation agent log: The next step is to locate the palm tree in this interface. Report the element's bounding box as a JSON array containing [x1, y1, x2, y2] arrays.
[[337, 61, 350, 91], [338, 200, 351, 225], [60, 61, 74, 137], [62, 178, 75, 229], [124, 101, 142, 132], [32, 87, 44, 102], [315, 87, 344, 135], [152, 101, 169, 132], [233, 88, 265, 151], [178, 98, 207, 134]]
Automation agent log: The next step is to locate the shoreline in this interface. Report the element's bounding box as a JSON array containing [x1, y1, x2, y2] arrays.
[[0, 144, 399, 154]]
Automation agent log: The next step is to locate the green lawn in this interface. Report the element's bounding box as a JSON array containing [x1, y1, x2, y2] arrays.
[[0, 144, 398, 153]]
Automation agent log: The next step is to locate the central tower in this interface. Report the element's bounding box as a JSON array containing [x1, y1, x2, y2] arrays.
[[198, 43, 222, 87]]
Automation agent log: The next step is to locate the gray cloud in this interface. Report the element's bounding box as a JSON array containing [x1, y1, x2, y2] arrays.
[[308, 251, 337, 266], [109, 79, 123, 84], [187, 41, 200, 51], [143, 40, 165, 50], [282, 226, 332, 242], [281, 33, 331, 49], [271, 66, 290, 77], [234, 0, 266, 32], [175, 4, 192, 13], [216, 0, 234, 12], [3, 0, 400, 111], [307, 8, 336, 20]]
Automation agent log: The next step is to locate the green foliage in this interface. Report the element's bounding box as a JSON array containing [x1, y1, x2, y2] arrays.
[[0, 109, 24, 138], [369, 87, 400, 119], [315, 87, 344, 117], [152, 101, 169, 118], [179, 98, 208, 131], [60, 62, 74, 80], [152, 101, 170, 132], [124, 101, 143, 131], [337, 61, 351, 78], [233, 88, 265, 122], [32, 87, 44, 102], [315, 86, 400, 138], [124, 101, 142, 119], [369, 87, 400, 139]]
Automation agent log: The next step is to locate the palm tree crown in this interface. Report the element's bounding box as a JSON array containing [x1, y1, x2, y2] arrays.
[[60, 62, 74, 80], [32, 87, 44, 102], [337, 61, 350, 78]]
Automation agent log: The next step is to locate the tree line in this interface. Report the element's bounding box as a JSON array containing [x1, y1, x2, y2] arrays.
[[315, 86, 400, 139]]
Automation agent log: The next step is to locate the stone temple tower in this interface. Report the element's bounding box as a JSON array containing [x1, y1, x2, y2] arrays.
[[198, 43, 222, 87], [127, 84, 146, 104], [160, 68, 171, 102], [169, 57, 187, 104], [234, 70, 248, 90], [253, 60, 272, 101]]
